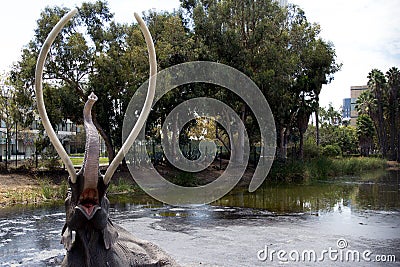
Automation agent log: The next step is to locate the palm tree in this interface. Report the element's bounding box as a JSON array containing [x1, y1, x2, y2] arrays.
[[386, 67, 400, 161], [367, 69, 388, 157], [356, 114, 374, 156], [355, 90, 375, 116]]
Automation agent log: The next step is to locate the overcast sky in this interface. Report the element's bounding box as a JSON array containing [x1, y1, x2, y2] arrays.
[[1, 0, 399, 109]]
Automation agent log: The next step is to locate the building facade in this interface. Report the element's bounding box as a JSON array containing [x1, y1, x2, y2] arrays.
[[0, 118, 82, 160], [343, 85, 369, 126], [342, 98, 351, 123], [276, 0, 288, 6]]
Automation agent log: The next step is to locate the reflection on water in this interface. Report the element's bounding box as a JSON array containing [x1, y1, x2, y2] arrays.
[[109, 170, 400, 216], [214, 170, 400, 214], [351, 170, 400, 210], [215, 182, 356, 214], [0, 170, 399, 266]]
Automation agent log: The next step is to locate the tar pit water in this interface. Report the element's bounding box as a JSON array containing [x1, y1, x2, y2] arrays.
[[1, 171, 399, 266]]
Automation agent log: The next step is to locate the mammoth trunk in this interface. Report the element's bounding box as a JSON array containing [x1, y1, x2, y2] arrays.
[[82, 93, 100, 190]]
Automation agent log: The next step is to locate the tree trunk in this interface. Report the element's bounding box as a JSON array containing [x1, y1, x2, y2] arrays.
[[237, 105, 246, 164], [378, 113, 387, 158], [376, 91, 388, 158], [218, 108, 232, 155], [389, 111, 396, 160], [216, 130, 230, 153], [277, 124, 287, 160], [299, 131, 304, 160], [389, 88, 398, 160], [279, 127, 285, 159], [284, 128, 290, 159], [397, 135, 400, 162], [161, 120, 170, 163], [297, 106, 310, 161], [315, 109, 320, 146], [171, 113, 179, 160]]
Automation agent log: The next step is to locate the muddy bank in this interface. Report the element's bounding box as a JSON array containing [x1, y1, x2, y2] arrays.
[[0, 164, 248, 207], [0, 158, 397, 207]]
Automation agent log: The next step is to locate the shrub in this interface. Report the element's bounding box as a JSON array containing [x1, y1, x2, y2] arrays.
[[268, 160, 305, 182], [322, 144, 342, 157], [303, 140, 322, 158], [57, 179, 69, 198], [172, 172, 198, 187], [334, 157, 386, 174], [108, 178, 135, 194], [305, 156, 334, 180], [39, 179, 54, 199], [268, 156, 387, 182]]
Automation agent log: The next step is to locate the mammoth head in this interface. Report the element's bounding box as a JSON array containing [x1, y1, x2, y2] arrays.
[[34, 9, 157, 230]]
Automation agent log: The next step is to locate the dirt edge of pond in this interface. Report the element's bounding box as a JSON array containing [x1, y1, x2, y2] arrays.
[[1, 160, 398, 207], [0, 161, 253, 207], [387, 161, 400, 170]]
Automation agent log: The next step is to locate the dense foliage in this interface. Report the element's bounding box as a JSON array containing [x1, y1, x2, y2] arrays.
[[7, 0, 341, 161], [303, 104, 358, 158], [356, 67, 400, 161]]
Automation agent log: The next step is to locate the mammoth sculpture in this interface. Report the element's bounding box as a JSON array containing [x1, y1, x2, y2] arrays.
[[35, 8, 179, 267]]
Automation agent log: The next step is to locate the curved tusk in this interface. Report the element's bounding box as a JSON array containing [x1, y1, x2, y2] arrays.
[[35, 9, 78, 182], [103, 13, 157, 184]]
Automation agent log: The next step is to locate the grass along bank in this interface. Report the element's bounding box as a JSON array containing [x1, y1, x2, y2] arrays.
[[268, 156, 388, 182], [0, 156, 390, 207], [0, 173, 138, 207], [0, 174, 59, 207]]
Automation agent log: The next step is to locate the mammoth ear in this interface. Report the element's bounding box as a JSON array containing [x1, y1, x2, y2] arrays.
[[102, 219, 119, 250], [61, 225, 75, 251]]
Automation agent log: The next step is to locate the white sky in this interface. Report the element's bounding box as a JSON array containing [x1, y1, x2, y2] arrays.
[[1, 0, 399, 109]]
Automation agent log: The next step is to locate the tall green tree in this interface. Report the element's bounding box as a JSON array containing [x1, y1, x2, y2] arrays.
[[367, 69, 388, 157], [319, 104, 342, 126], [91, 10, 196, 161], [356, 67, 400, 160], [0, 74, 15, 165], [180, 0, 340, 159], [1, 71, 40, 169], [386, 67, 400, 161], [10, 1, 116, 159], [11, 1, 197, 164], [11, 0, 341, 164], [356, 114, 374, 156], [356, 90, 375, 117]]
